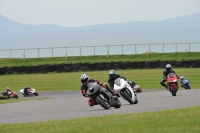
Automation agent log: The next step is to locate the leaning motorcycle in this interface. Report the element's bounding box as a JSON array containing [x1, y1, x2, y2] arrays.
[[1, 91, 19, 99], [166, 73, 178, 96], [181, 78, 191, 89], [20, 88, 39, 97], [113, 78, 138, 104], [86, 82, 121, 109]]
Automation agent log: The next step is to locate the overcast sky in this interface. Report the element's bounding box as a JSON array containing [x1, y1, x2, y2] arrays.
[[0, 0, 200, 27]]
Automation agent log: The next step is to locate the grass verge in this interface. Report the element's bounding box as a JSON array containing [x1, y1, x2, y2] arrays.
[[0, 52, 200, 67], [0, 68, 199, 91], [0, 106, 199, 133]]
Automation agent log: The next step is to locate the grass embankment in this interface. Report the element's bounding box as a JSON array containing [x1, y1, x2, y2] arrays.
[[0, 52, 200, 67], [0, 68, 199, 92], [0, 106, 199, 133]]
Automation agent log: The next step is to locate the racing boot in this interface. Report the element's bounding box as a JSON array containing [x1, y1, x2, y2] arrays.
[[160, 81, 168, 90], [88, 98, 95, 107], [111, 91, 120, 97]]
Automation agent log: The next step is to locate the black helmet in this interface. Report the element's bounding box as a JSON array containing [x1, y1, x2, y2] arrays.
[[165, 64, 172, 71], [108, 70, 116, 78], [80, 74, 89, 84]]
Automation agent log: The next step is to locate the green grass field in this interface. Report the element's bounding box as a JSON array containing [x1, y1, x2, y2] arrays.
[[0, 68, 199, 92], [0, 106, 199, 133], [0, 52, 199, 132], [0, 52, 200, 67]]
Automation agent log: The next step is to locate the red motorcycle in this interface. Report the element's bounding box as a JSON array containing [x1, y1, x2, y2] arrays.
[[1, 91, 19, 99], [166, 73, 178, 96]]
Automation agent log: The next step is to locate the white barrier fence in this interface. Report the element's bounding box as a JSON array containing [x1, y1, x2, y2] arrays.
[[0, 42, 200, 59]]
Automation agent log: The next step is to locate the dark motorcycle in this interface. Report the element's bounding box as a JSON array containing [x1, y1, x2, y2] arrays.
[[166, 73, 178, 96], [86, 82, 121, 109]]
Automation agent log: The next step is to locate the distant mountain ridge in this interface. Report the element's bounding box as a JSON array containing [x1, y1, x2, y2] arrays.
[[0, 13, 200, 49]]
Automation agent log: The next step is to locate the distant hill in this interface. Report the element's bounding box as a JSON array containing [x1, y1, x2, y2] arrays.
[[0, 13, 200, 49]]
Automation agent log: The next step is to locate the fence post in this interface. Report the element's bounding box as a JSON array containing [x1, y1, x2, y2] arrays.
[[108, 45, 109, 55], [147, 50, 148, 57], [23, 54, 25, 62], [66, 47, 68, 56], [135, 44, 137, 54], [163, 43, 164, 53], [121, 45, 123, 55], [38, 48, 40, 58], [188, 43, 190, 52], [10, 49, 12, 60], [94, 46, 95, 56], [80, 46, 81, 57], [52, 48, 54, 57], [186, 49, 187, 55], [176, 43, 177, 52], [107, 45, 109, 58], [65, 54, 67, 60], [149, 43, 150, 53]]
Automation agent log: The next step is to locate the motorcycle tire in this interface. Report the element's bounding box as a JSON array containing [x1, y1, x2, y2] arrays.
[[14, 95, 19, 99], [34, 92, 39, 96], [121, 89, 134, 104], [114, 98, 121, 108], [96, 94, 110, 110], [172, 86, 177, 96], [133, 99, 138, 104], [185, 86, 191, 89]]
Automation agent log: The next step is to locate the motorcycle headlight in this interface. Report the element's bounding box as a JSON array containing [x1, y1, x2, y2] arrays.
[[89, 87, 94, 92], [173, 79, 177, 82]]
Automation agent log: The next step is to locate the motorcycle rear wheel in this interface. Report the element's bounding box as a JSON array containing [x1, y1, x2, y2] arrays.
[[96, 94, 110, 109]]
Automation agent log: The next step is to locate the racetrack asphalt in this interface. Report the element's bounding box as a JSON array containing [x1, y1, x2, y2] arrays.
[[0, 89, 200, 124]]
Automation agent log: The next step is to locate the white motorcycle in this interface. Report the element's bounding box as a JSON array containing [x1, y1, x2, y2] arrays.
[[20, 88, 39, 97], [113, 78, 138, 104]]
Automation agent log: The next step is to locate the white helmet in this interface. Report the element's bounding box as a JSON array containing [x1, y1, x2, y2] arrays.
[[80, 74, 89, 84], [180, 76, 184, 79]]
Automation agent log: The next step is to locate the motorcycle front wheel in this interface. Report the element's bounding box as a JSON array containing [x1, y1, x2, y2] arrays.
[[34, 92, 39, 96], [96, 94, 110, 110], [121, 89, 134, 104], [172, 86, 177, 96], [185, 85, 191, 89], [114, 98, 121, 108], [14, 95, 19, 99]]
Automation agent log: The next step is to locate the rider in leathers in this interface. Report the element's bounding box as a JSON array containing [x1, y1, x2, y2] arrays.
[[108, 70, 127, 90], [80, 74, 117, 106], [160, 64, 179, 90]]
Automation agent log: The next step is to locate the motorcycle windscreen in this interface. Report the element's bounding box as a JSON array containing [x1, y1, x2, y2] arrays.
[[114, 78, 122, 86], [168, 73, 175, 78], [182, 79, 189, 84], [86, 82, 100, 96], [114, 78, 127, 91]]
